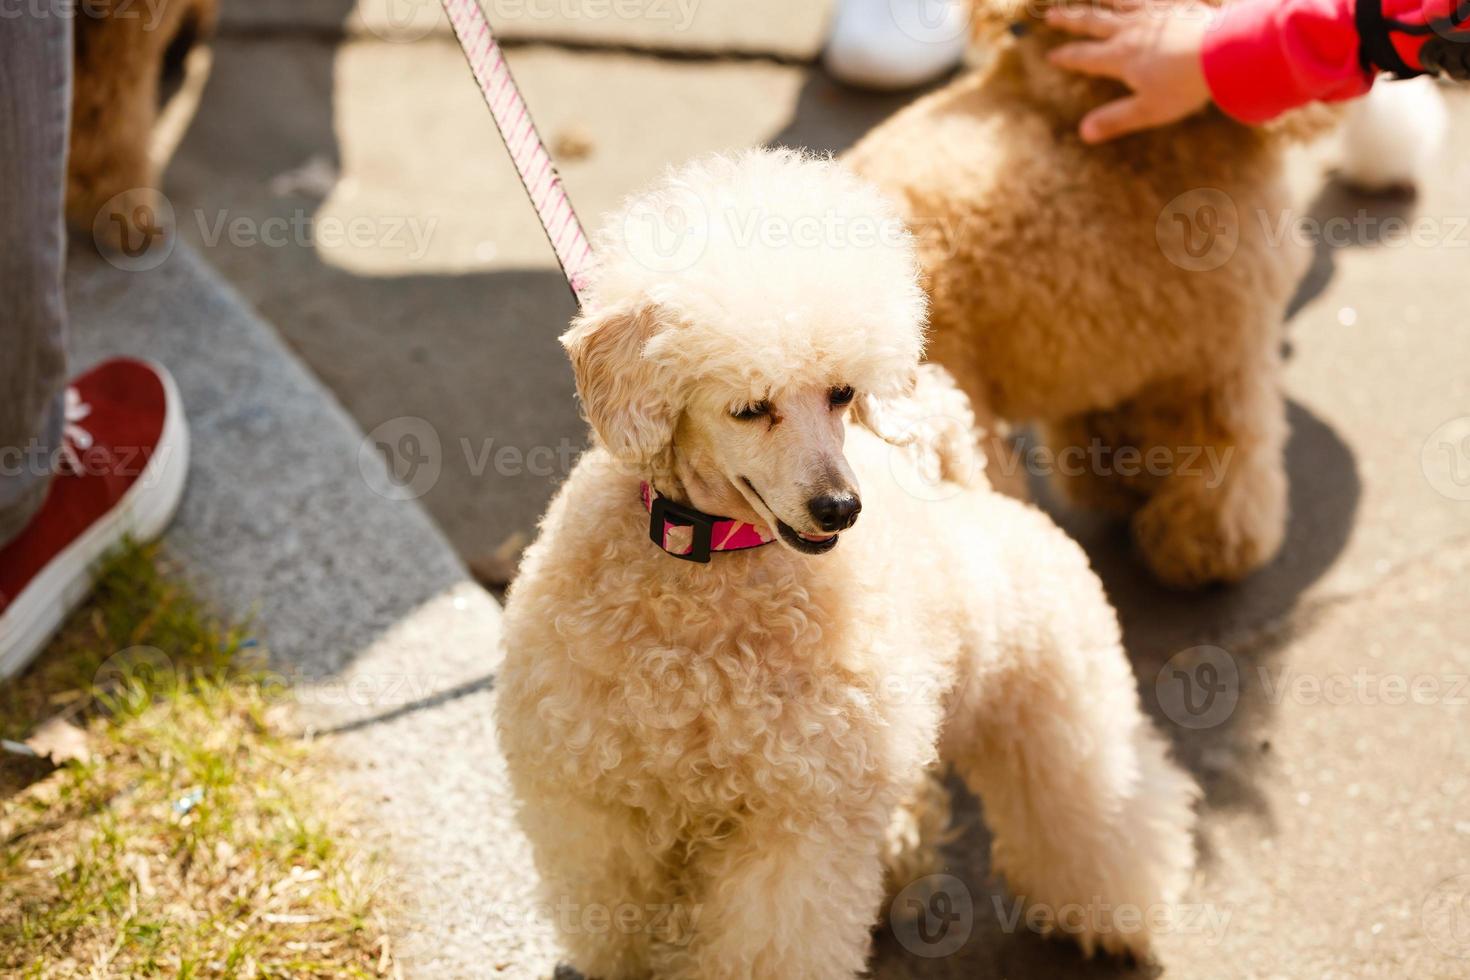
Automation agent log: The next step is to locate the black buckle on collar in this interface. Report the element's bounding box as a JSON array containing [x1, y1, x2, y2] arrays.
[[649, 495, 714, 563]]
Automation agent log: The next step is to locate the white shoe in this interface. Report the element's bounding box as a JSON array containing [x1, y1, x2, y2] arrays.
[[823, 0, 970, 91], [1337, 76, 1448, 194]]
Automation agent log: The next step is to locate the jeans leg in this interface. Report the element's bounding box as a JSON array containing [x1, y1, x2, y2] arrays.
[[0, 0, 72, 547]]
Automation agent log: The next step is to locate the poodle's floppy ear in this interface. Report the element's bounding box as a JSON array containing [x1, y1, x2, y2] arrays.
[[560, 303, 676, 466], [853, 364, 990, 491], [851, 373, 921, 447]]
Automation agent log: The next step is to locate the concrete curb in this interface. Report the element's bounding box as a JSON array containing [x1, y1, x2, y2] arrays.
[[66, 240, 557, 976]]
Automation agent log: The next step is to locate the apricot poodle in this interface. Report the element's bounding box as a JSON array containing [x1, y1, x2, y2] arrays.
[[845, 0, 1443, 587], [497, 150, 1198, 978]]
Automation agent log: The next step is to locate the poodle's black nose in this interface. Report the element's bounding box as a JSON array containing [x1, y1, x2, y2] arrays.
[[808, 492, 861, 532]]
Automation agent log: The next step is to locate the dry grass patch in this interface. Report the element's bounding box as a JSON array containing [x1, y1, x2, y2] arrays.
[[0, 543, 397, 978]]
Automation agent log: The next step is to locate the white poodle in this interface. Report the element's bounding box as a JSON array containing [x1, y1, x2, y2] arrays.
[[497, 149, 1199, 979]]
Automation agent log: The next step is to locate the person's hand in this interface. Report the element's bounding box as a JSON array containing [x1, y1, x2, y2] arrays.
[[1045, 1, 1218, 143]]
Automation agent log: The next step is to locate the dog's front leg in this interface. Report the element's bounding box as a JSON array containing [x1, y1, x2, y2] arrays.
[[664, 817, 886, 980]]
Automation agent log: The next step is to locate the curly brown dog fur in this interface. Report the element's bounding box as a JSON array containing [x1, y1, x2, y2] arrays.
[[499, 151, 1199, 978], [68, 0, 217, 250], [845, 0, 1316, 588]]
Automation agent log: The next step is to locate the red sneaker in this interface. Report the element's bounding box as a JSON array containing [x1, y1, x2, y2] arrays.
[[0, 358, 189, 679]]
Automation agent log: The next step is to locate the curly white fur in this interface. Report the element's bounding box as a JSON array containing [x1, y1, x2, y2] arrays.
[[497, 150, 1199, 979]]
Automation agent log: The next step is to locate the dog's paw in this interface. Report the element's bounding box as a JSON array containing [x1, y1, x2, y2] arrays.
[[1132, 481, 1284, 588]]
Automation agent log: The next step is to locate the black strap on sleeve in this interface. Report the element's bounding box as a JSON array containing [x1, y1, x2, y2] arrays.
[[1421, 36, 1470, 76], [1420, 0, 1470, 79], [1357, 0, 1427, 77]]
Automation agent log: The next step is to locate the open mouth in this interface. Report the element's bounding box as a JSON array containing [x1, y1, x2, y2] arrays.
[[740, 478, 841, 556], [774, 520, 840, 555]]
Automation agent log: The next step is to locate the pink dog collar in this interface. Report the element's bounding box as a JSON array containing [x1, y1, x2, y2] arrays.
[[641, 482, 774, 563]]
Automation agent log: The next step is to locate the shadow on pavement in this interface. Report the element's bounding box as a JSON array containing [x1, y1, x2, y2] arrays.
[[765, 70, 954, 156], [163, 19, 586, 581], [868, 400, 1358, 976], [1039, 401, 1360, 799], [1284, 178, 1419, 321], [156, 25, 1363, 975]]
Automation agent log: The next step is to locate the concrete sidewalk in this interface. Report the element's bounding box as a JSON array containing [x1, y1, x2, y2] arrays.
[[222, 0, 833, 59], [95, 0, 1470, 974], [66, 241, 556, 973]]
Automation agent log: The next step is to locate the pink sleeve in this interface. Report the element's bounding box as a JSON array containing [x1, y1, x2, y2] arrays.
[[1200, 0, 1374, 123]]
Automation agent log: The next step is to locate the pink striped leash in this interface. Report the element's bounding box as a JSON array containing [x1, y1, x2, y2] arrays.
[[439, 0, 594, 303]]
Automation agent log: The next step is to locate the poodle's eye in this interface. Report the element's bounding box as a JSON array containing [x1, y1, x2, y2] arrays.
[[732, 400, 771, 421], [828, 385, 856, 408]]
